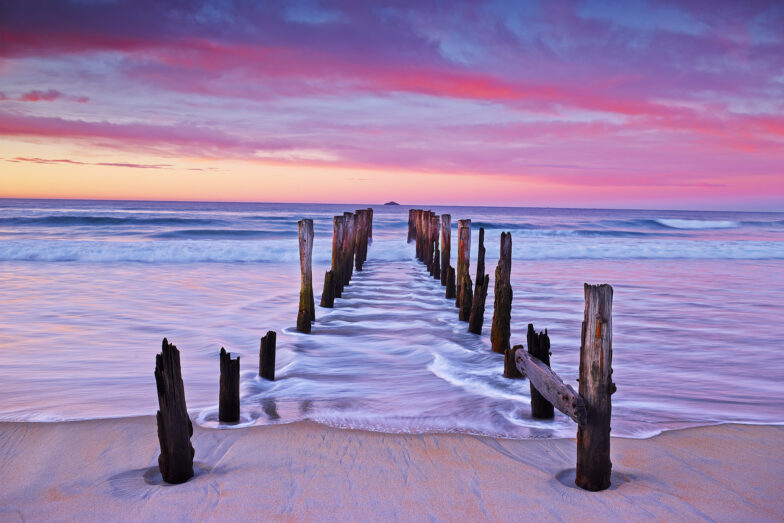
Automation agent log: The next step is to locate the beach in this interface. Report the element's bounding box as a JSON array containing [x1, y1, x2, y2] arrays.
[[1, 419, 781, 521]]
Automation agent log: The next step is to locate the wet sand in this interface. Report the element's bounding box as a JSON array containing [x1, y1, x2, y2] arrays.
[[0, 419, 781, 521]]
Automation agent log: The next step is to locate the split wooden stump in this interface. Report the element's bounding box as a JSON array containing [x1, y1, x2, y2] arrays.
[[468, 227, 489, 334], [219, 347, 240, 423], [527, 324, 553, 419], [154, 338, 194, 484], [259, 330, 276, 381]]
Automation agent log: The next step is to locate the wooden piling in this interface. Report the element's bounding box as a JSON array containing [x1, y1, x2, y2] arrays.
[[468, 227, 489, 334], [490, 232, 513, 354], [445, 265, 456, 299], [154, 338, 194, 484], [430, 213, 440, 279], [408, 209, 415, 244], [341, 212, 355, 286], [527, 324, 553, 419], [575, 283, 615, 492], [330, 216, 345, 299], [503, 346, 523, 378], [354, 209, 369, 272], [219, 347, 240, 423], [320, 270, 335, 308], [366, 207, 373, 244], [440, 214, 451, 286], [455, 219, 471, 308], [296, 219, 315, 333], [259, 330, 276, 381]]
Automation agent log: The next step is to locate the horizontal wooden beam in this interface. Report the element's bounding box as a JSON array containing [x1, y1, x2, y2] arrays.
[[515, 348, 587, 425]]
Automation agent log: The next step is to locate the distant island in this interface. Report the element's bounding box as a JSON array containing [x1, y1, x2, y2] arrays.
[[383, 201, 400, 206]]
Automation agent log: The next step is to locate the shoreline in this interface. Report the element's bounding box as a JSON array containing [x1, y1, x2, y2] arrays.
[[1, 418, 781, 520]]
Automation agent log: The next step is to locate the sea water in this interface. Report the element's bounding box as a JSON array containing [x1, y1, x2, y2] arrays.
[[1, 199, 782, 438]]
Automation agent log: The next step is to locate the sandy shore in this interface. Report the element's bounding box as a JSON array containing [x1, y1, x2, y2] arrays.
[[0, 419, 781, 521]]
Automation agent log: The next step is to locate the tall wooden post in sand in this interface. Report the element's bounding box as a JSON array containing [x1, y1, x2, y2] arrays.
[[576, 283, 615, 491], [491, 232, 512, 354], [155, 338, 194, 484], [456, 220, 473, 320], [296, 219, 315, 333], [468, 227, 489, 334], [259, 330, 276, 381], [219, 348, 240, 423], [440, 214, 451, 286]]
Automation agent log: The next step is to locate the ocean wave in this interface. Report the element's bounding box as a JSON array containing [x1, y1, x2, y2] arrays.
[[653, 219, 740, 230], [151, 229, 293, 239], [0, 215, 224, 227]]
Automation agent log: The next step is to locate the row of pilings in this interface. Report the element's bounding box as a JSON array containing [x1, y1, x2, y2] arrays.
[[296, 208, 374, 333], [408, 208, 615, 492]]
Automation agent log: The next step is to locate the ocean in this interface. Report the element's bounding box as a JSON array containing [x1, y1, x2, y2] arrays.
[[0, 198, 782, 439]]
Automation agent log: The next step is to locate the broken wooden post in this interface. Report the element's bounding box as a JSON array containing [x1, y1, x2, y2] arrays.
[[440, 214, 451, 286], [354, 209, 369, 272], [259, 330, 276, 381], [408, 209, 415, 244], [154, 338, 194, 484], [576, 283, 615, 492], [219, 347, 240, 423], [341, 212, 355, 286], [515, 349, 586, 425], [468, 227, 489, 334], [320, 270, 335, 308], [445, 265, 456, 299], [527, 324, 553, 419], [503, 346, 523, 378], [491, 232, 513, 354], [455, 219, 471, 308], [296, 219, 315, 333]]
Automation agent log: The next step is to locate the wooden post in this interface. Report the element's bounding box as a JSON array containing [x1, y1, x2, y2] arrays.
[[154, 338, 194, 484], [527, 324, 553, 418], [455, 219, 471, 307], [408, 209, 415, 244], [354, 209, 369, 272], [259, 330, 276, 381], [296, 219, 315, 333], [515, 349, 586, 425], [491, 232, 513, 354], [320, 270, 335, 308], [415, 210, 424, 261], [576, 283, 615, 492], [430, 213, 440, 280], [342, 212, 355, 286], [331, 216, 345, 298], [219, 347, 240, 423], [468, 227, 489, 334], [503, 346, 523, 378], [366, 207, 373, 244], [440, 214, 451, 286], [445, 265, 456, 299]]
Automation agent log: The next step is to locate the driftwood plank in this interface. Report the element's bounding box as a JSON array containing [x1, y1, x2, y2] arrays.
[[515, 348, 587, 425]]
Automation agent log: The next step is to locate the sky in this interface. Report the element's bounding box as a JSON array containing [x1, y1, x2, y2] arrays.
[[0, 0, 783, 210]]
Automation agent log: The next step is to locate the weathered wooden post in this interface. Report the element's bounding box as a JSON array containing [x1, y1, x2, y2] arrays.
[[341, 212, 355, 286], [296, 219, 315, 333], [259, 330, 276, 381], [366, 207, 373, 244], [430, 213, 440, 280], [457, 220, 473, 320], [455, 219, 471, 308], [219, 347, 240, 423], [154, 338, 194, 484], [445, 265, 456, 299], [415, 210, 424, 261], [329, 216, 345, 299], [575, 283, 615, 492], [503, 346, 523, 378], [468, 227, 489, 333], [440, 214, 451, 286], [408, 209, 415, 244], [354, 209, 369, 271], [491, 232, 513, 354], [527, 324, 553, 418]]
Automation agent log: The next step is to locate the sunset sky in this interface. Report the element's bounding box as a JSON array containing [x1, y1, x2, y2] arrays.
[[1, 0, 782, 210]]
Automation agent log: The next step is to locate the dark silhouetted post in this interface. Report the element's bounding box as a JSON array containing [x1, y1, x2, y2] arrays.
[[576, 284, 615, 492], [491, 232, 513, 354], [219, 347, 240, 423], [297, 219, 315, 333], [259, 330, 276, 381], [468, 227, 489, 334], [527, 324, 553, 418], [408, 209, 415, 243], [155, 338, 194, 484]]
